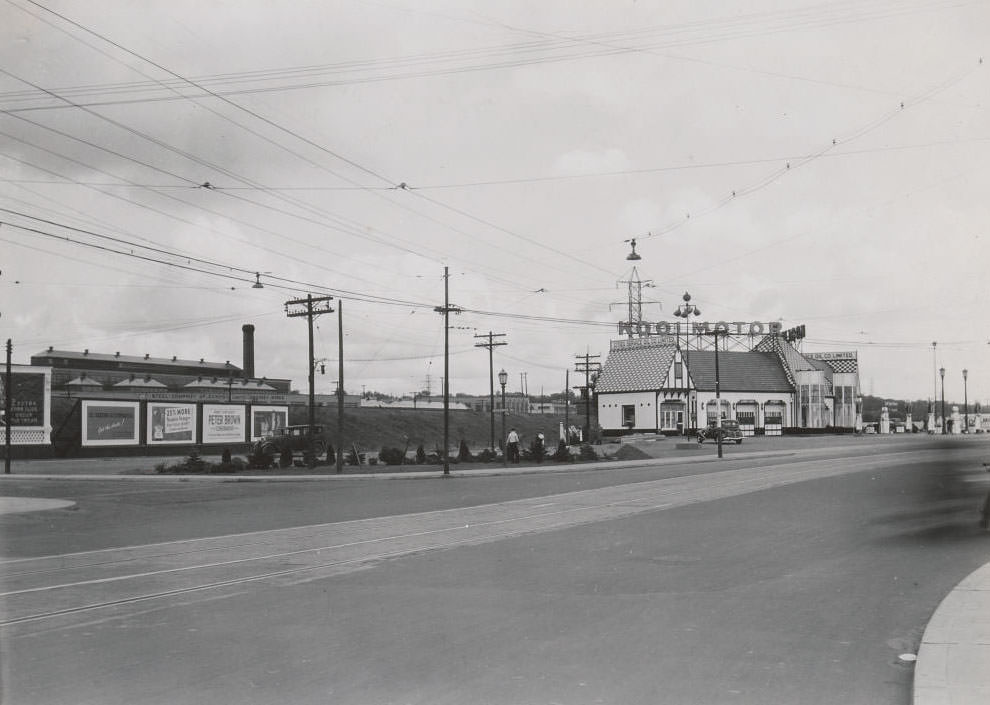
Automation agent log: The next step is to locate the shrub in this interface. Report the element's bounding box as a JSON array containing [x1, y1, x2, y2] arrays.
[[185, 448, 207, 473], [379, 446, 406, 465], [578, 444, 598, 461], [475, 448, 497, 463], [415, 445, 427, 464], [457, 440, 473, 463], [553, 440, 570, 462]]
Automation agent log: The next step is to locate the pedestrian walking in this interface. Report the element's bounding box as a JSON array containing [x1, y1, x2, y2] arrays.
[[507, 428, 520, 463], [533, 431, 545, 463]]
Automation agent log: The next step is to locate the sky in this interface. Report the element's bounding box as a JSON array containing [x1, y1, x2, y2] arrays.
[[1, 0, 988, 406]]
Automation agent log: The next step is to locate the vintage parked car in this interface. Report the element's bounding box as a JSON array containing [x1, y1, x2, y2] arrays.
[[249, 424, 329, 467], [697, 419, 744, 444]]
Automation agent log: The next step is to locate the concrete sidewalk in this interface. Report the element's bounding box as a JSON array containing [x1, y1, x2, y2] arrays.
[[914, 562, 990, 705]]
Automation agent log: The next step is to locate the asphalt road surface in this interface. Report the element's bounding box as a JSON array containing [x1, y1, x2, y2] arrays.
[[1, 436, 989, 704]]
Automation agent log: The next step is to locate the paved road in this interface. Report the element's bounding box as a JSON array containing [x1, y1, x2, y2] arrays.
[[1, 436, 988, 703]]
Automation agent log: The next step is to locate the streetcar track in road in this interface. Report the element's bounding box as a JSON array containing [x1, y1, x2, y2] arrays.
[[0, 502, 640, 626], [0, 449, 971, 629], [0, 502, 608, 599]]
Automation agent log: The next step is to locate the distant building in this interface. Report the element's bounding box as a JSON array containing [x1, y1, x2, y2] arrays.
[[32, 324, 289, 404]]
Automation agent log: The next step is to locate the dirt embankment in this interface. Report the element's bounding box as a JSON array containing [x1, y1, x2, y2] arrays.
[[295, 406, 591, 453]]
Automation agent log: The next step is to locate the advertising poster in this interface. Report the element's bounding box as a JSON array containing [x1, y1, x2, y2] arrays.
[[148, 403, 196, 444], [82, 401, 139, 446], [202, 405, 246, 444], [251, 405, 288, 440], [0, 371, 46, 427]]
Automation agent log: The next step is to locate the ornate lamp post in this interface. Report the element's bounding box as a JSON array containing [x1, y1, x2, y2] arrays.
[[939, 366, 946, 434], [963, 369, 969, 433], [674, 292, 701, 434], [498, 368, 508, 465]]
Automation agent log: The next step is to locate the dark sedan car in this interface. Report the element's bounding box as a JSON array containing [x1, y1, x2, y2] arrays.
[[249, 424, 329, 467], [697, 419, 744, 444]]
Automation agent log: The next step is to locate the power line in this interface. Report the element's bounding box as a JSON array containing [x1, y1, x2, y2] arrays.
[[1, 0, 967, 111]]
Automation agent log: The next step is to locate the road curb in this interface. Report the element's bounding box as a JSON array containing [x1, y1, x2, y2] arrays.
[[0, 450, 800, 482]]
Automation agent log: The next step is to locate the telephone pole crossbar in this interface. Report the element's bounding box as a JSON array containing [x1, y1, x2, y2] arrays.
[[285, 294, 334, 467]]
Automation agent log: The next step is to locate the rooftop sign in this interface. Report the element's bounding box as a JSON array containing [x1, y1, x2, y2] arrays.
[[805, 352, 858, 360], [617, 320, 783, 338]]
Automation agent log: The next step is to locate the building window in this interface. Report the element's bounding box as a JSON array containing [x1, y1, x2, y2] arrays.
[[622, 404, 635, 428]]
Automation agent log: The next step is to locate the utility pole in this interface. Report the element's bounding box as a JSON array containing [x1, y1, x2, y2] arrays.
[[564, 369, 570, 444], [574, 351, 601, 442], [4, 339, 11, 474], [434, 267, 461, 475], [474, 331, 507, 453], [285, 294, 334, 467], [337, 301, 344, 474]]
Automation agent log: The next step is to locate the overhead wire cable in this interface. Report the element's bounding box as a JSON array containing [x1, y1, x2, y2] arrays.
[[1, 0, 968, 111], [7, 1, 620, 288]]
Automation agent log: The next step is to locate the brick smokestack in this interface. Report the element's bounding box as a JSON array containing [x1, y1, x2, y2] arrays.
[[242, 324, 255, 378]]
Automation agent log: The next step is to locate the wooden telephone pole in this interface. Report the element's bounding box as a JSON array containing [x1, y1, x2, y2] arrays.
[[285, 294, 334, 467], [574, 351, 601, 442], [434, 267, 461, 475], [474, 331, 507, 452]]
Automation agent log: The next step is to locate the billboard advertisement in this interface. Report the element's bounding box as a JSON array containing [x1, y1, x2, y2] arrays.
[[147, 403, 196, 444], [0, 372, 46, 427], [202, 404, 246, 444], [251, 405, 288, 440], [82, 401, 140, 446]]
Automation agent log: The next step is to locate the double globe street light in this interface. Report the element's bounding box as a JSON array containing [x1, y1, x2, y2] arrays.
[[498, 368, 508, 465], [939, 366, 946, 434], [963, 368, 969, 433], [674, 292, 701, 435]]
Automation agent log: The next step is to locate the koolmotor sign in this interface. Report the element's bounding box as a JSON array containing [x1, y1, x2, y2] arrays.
[[618, 320, 783, 338]]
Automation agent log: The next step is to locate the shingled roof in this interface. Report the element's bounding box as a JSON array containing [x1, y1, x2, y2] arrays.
[[595, 344, 677, 393], [683, 350, 793, 393]]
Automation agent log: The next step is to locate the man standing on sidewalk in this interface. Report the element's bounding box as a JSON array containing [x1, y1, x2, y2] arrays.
[[506, 428, 520, 463]]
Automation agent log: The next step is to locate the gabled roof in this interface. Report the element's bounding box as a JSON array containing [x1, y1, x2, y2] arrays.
[[113, 376, 167, 388], [684, 350, 793, 393], [184, 377, 276, 391], [595, 344, 677, 393], [65, 375, 103, 387]]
